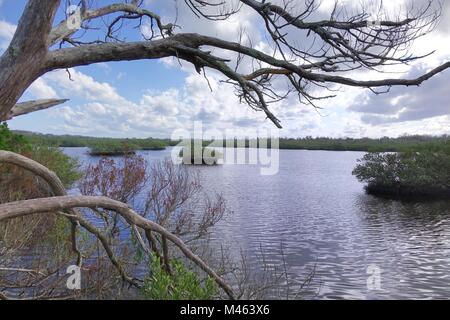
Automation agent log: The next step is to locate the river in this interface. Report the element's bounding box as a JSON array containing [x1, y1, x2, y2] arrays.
[[63, 147, 450, 299]]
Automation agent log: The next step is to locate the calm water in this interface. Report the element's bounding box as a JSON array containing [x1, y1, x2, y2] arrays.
[[63, 147, 450, 299]]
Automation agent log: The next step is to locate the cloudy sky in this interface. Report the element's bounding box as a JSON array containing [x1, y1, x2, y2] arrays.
[[1, 0, 449, 138]]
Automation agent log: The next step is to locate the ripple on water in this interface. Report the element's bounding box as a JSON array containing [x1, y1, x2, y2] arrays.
[[64, 147, 450, 299]]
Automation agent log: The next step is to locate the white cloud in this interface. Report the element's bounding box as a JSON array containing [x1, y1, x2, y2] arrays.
[[7, 0, 450, 138], [29, 66, 282, 137], [350, 66, 450, 125], [45, 69, 127, 105], [27, 78, 59, 99]]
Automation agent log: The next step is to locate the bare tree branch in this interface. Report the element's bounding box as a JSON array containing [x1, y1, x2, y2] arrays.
[[0, 0, 449, 131], [48, 3, 175, 47], [6, 99, 69, 120], [1, 1, 450, 300], [0, 150, 67, 195], [0, 0, 60, 120], [0, 150, 235, 299], [0, 195, 236, 299], [42, 33, 450, 128]]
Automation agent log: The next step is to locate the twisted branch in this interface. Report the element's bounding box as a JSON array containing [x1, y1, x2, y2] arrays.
[[0, 195, 235, 299], [0, 150, 235, 299]]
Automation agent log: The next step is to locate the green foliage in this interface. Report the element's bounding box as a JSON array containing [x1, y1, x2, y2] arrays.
[[12, 129, 450, 152], [141, 255, 218, 300], [0, 122, 30, 152], [29, 145, 81, 187], [1, 122, 80, 188], [87, 139, 167, 155], [190, 135, 450, 152], [179, 146, 221, 158], [44, 214, 73, 262], [89, 141, 138, 156], [353, 146, 450, 197], [1, 124, 80, 268], [135, 139, 166, 150], [280, 135, 450, 152], [21, 131, 167, 150]]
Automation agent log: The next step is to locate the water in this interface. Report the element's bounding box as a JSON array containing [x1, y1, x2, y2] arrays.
[[63, 147, 450, 299]]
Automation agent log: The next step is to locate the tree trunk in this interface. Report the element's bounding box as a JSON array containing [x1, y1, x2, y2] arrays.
[[0, 0, 60, 119]]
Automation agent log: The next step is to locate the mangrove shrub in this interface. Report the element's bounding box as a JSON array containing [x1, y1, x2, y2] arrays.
[[353, 150, 450, 198]]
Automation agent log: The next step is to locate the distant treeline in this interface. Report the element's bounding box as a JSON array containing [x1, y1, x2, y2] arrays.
[[276, 135, 450, 152], [12, 131, 450, 152], [15, 131, 168, 152], [190, 135, 450, 152]]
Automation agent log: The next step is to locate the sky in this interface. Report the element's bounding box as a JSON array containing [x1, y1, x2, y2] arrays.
[[1, 0, 449, 139]]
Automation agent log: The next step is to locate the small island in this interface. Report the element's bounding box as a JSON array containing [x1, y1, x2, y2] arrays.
[[88, 140, 167, 156], [140, 146, 166, 151], [179, 147, 222, 165], [89, 142, 137, 156]]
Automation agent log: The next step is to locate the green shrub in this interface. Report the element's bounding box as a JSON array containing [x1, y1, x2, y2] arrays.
[[353, 150, 450, 198], [28, 145, 81, 188], [1, 122, 80, 190], [0, 122, 30, 152], [136, 139, 166, 150], [1, 123, 80, 276], [141, 254, 218, 300], [89, 141, 137, 156]]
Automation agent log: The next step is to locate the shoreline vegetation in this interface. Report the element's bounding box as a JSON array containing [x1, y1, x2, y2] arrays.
[[9, 129, 450, 199], [88, 141, 167, 156], [13, 131, 168, 156], [13, 130, 450, 152], [89, 142, 137, 156], [353, 148, 450, 199], [1, 124, 233, 299]]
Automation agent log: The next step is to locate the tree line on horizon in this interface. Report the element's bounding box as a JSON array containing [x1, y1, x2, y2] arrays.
[[13, 129, 450, 153]]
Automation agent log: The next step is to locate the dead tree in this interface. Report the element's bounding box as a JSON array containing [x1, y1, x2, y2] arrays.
[[0, 0, 449, 299], [0, 0, 448, 127]]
